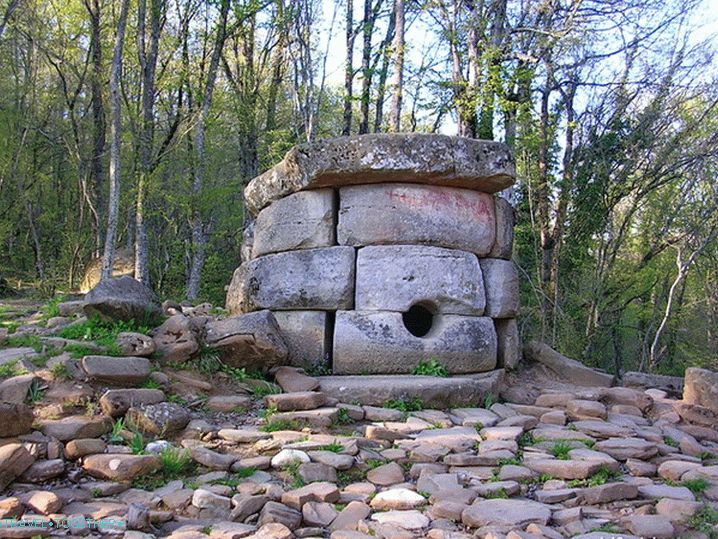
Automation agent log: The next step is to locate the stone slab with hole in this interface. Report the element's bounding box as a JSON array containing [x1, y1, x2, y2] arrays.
[[332, 310, 497, 375], [355, 245, 485, 316], [337, 183, 496, 256]]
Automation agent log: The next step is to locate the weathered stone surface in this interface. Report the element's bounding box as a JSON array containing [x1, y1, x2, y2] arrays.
[[0, 373, 37, 403], [116, 332, 156, 357], [274, 366, 320, 393], [593, 438, 658, 460], [83, 454, 160, 481], [479, 259, 519, 318], [489, 196, 515, 259], [0, 444, 35, 491], [206, 395, 252, 412], [623, 515, 674, 539], [226, 247, 355, 314], [265, 391, 326, 411], [524, 458, 604, 479], [338, 183, 496, 256], [80, 247, 135, 293], [622, 371, 683, 394], [65, 439, 107, 460], [19, 459, 65, 482], [0, 402, 34, 437], [39, 415, 112, 441], [370, 488, 426, 511], [244, 134, 515, 215], [252, 189, 335, 258], [524, 341, 614, 387], [495, 318, 520, 369], [205, 310, 288, 371], [99, 388, 166, 417], [152, 315, 199, 363], [81, 355, 151, 385], [126, 402, 190, 435], [581, 483, 638, 504], [273, 311, 329, 371], [462, 499, 551, 528], [333, 310, 497, 374], [20, 490, 63, 515], [188, 446, 237, 471], [684, 367, 718, 413], [319, 371, 503, 408], [83, 275, 162, 323], [355, 245, 485, 315]]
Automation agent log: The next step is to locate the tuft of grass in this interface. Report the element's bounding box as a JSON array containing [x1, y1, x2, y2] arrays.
[[551, 440, 572, 460], [497, 457, 521, 466], [592, 523, 623, 534], [0, 360, 26, 378], [252, 382, 280, 398], [130, 431, 145, 455], [284, 460, 305, 489], [39, 296, 65, 324], [64, 344, 95, 358], [484, 488, 509, 499], [142, 378, 162, 390], [261, 418, 302, 432], [517, 432, 535, 448], [483, 394, 495, 409], [27, 379, 44, 404], [50, 362, 70, 380], [412, 359, 449, 377], [663, 436, 679, 447], [335, 408, 353, 425], [537, 473, 554, 483], [384, 397, 423, 412], [159, 446, 194, 477], [108, 418, 125, 443], [688, 506, 718, 538], [321, 442, 344, 454], [90, 488, 103, 498], [682, 478, 709, 495], [365, 459, 385, 470], [567, 465, 620, 488]]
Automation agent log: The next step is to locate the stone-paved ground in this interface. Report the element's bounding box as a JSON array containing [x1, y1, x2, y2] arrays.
[[0, 300, 717, 539]]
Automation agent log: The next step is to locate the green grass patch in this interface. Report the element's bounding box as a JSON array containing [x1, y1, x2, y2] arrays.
[[550, 440, 572, 460], [384, 397, 423, 412], [261, 418, 303, 432], [663, 436, 679, 447], [49, 362, 71, 380], [682, 478, 709, 495], [567, 465, 620, 488], [59, 316, 151, 355], [412, 359, 449, 377], [321, 442, 344, 453], [688, 506, 718, 538], [484, 487, 509, 499], [0, 360, 26, 378]]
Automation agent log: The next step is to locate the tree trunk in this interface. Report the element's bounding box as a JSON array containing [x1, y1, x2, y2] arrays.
[[342, 0, 354, 135], [372, 7, 394, 132], [101, 0, 130, 281], [187, 0, 230, 300], [388, 0, 403, 132], [358, 0, 376, 134], [134, 0, 165, 287]]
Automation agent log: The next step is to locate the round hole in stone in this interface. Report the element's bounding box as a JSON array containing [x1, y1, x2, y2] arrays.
[[402, 303, 435, 338]]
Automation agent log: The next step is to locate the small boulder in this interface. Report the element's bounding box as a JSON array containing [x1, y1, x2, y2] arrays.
[[39, 415, 112, 441], [205, 310, 288, 371], [83, 454, 160, 481], [83, 275, 162, 324], [125, 402, 190, 435], [0, 444, 35, 490], [116, 332, 156, 357], [99, 388, 166, 417], [152, 315, 199, 363], [684, 367, 718, 414], [0, 402, 34, 437]]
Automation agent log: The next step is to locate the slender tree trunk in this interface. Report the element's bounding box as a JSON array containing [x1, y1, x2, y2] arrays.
[[388, 0, 403, 132], [85, 0, 105, 257], [372, 8, 394, 132], [0, 0, 20, 40], [358, 0, 376, 134], [135, 0, 165, 286], [265, 0, 286, 135], [342, 0, 354, 135], [101, 0, 130, 281], [187, 0, 230, 300]]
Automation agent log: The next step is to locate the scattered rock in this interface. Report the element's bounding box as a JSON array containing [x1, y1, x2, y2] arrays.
[[116, 332, 156, 357], [683, 367, 718, 414], [152, 315, 199, 363], [0, 402, 34, 437], [83, 454, 160, 481], [81, 355, 151, 385], [126, 402, 191, 435], [83, 275, 162, 324]]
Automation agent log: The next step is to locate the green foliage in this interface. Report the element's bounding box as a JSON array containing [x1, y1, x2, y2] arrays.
[[335, 408, 353, 425], [365, 459, 385, 470], [59, 317, 151, 355], [384, 398, 423, 412], [550, 440, 572, 460], [321, 442, 344, 453], [0, 360, 25, 378], [159, 446, 195, 477], [484, 488, 509, 499], [517, 432, 535, 448], [682, 478, 709, 495], [497, 457, 521, 466], [108, 418, 125, 444], [261, 418, 302, 432], [26, 379, 44, 403], [567, 465, 620, 488], [412, 359, 449, 377], [688, 506, 718, 538], [130, 431, 146, 455], [663, 436, 679, 447], [142, 378, 162, 390], [50, 362, 70, 380]]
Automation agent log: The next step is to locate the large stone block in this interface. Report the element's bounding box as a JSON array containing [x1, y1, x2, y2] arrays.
[[479, 259, 519, 318], [244, 134, 516, 215], [338, 184, 496, 255], [332, 310, 497, 375], [225, 247, 355, 314], [205, 310, 288, 371], [495, 318, 521, 370], [273, 310, 329, 372], [684, 368, 718, 413], [252, 189, 335, 258], [355, 245, 485, 315], [488, 196, 515, 259]]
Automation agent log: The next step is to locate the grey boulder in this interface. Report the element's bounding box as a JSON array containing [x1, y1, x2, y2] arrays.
[[83, 276, 162, 324]]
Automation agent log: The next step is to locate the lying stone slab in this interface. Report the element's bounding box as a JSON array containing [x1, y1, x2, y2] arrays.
[[622, 371, 683, 395], [488, 196, 515, 259], [355, 245, 485, 315], [81, 355, 151, 385], [244, 134, 515, 215], [0, 402, 34, 437], [273, 311, 329, 371], [462, 499, 551, 528], [252, 189, 335, 257], [205, 310, 288, 371], [333, 310, 497, 374], [226, 247, 355, 314], [524, 341, 614, 387], [318, 370, 504, 408], [480, 258, 519, 318], [683, 367, 718, 413], [338, 183, 496, 256], [0, 444, 35, 491]]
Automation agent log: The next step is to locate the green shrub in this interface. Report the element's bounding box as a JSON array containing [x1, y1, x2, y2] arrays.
[[412, 359, 449, 377]]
